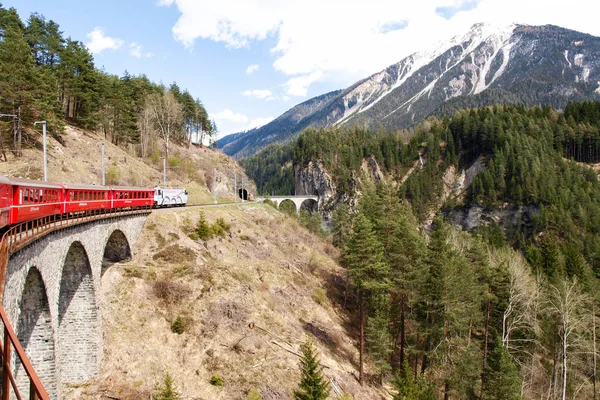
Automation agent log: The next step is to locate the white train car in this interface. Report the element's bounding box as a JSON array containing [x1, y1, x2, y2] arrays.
[[154, 187, 188, 207]]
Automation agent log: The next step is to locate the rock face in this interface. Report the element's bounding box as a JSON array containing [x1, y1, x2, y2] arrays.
[[295, 158, 387, 222], [449, 204, 540, 232], [295, 161, 339, 221]]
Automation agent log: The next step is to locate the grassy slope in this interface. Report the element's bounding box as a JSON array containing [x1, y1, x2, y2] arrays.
[[67, 204, 386, 399]]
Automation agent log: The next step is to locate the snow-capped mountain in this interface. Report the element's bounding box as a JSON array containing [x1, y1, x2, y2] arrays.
[[219, 23, 600, 159]]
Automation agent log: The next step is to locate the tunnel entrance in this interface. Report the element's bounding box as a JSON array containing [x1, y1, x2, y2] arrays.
[[238, 188, 248, 200]]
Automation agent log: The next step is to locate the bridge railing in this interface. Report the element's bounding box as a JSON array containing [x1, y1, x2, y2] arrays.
[[0, 206, 152, 400], [0, 304, 50, 400]]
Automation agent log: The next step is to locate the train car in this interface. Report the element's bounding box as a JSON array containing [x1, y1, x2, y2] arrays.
[[9, 177, 64, 225], [111, 186, 154, 210], [0, 176, 12, 230], [153, 187, 188, 207], [63, 183, 111, 215]]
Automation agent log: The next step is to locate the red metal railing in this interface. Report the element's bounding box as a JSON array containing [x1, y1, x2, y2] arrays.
[[0, 207, 152, 400]]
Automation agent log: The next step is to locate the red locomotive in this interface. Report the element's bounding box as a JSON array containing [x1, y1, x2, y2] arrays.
[[0, 176, 158, 231]]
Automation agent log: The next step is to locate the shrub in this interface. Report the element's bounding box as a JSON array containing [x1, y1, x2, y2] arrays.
[[247, 388, 262, 400], [191, 212, 231, 241], [152, 279, 191, 305], [263, 199, 277, 209], [312, 288, 327, 305], [154, 372, 181, 400], [171, 316, 187, 334], [168, 155, 180, 167], [195, 212, 212, 240], [152, 245, 196, 264], [106, 165, 120, 185], [210, 375, 224, 386]]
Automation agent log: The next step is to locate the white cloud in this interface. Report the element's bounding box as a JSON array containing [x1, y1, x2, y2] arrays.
[[211, 109, 248, 123], [247, 116, 275, 130], [246, 64, 259, 74], [282, 71, 323, 97], [161, 0, 600, 95], [242, 89, 274, 100], [129, 42, 154, 59], [85, 27, 124, 54]]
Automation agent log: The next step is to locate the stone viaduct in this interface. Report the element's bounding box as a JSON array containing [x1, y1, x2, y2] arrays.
[[255, 195, 319, 214], [2, 214, 147, 399]]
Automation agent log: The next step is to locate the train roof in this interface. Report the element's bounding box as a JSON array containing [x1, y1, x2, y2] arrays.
[[62, 183, 110, 190], [1, 176, 64, 189], [110, 186, 154, 191]]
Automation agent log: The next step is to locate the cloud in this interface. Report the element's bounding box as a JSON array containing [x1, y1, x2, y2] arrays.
[[211, 109, 248, 123], [242, 89, 274, 100], [85, 27, 124, 54], [246, 64, 259, 74], [161, 0, 600, 95], [129, 42, 154, 58], [282, 72, 323, 97], [247, 116, 275, 130]]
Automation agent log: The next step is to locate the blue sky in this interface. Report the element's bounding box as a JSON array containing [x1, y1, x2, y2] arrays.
[[6, 0, 600, 138]]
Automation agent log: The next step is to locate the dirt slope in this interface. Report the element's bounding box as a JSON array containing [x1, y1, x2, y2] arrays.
[[65, 204, 388, 399]]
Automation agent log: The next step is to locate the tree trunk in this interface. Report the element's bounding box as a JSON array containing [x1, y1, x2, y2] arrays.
[[594, 302, 597, 400], [551, 331, 558, 398], [562, 325, 567, 400], [400, 294, 406, 367], [359, 295, 365, 386]]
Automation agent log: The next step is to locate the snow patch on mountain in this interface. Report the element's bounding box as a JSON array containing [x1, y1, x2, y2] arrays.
[[335, 22, 516, 125]]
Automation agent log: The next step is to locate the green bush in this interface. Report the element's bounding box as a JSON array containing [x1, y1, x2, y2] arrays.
[[191, 212, 231, 241], [168, 155, 180, 167], [154, 372, 181, 400], [312, 288, 327, 305], [195, 212, 212, 240], [247, 388, 262, 400], [171, 316, 187, 334], [210, 375, 224, 386], [106, 165, 120, 185]]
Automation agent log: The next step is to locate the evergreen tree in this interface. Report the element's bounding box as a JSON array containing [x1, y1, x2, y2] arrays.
[[293, 341, 331, 400], [155, 372, 181, 400], [343, 213, 390, 385], [482, 340, 522, 400]]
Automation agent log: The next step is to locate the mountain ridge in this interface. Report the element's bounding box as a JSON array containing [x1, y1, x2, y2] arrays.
[[219, 23, 600, 159]]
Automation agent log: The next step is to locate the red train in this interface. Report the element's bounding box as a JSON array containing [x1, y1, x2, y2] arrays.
[[0, 175, 156, 231]]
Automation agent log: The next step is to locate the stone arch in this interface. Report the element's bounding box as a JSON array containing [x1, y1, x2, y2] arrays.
[[58, 241, 99, 385], [279, 199, 297, 214], [102, 229, 131, 275], [16, 267, 57, 398], [238, 188, 248, 200], [300, 198, 319, 214]]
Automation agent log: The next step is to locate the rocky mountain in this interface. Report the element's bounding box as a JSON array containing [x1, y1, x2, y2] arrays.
[[218, 90, 342, 159], [219, 23, 600, 159]]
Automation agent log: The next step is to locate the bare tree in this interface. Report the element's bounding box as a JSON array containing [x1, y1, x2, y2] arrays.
[[545, 279, 590, 400], [138, 100, 155, 158], [147, 88, 183, 158]]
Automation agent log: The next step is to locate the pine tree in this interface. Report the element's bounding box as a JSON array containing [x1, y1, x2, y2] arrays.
[[293, 341, 331, 400], [343, 213, 390, 385], [155, 372, 181, 400], [482, 340, 522, 400]]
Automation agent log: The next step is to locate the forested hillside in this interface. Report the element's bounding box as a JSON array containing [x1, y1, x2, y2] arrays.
[[0, 5, 215, 160], [244, 102, 600, 399]]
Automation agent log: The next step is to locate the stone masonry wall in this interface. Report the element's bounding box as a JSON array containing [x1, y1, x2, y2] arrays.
[[2, 215, 147, 399]]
